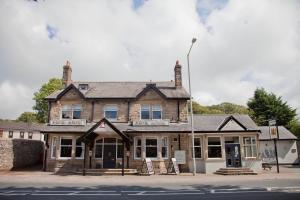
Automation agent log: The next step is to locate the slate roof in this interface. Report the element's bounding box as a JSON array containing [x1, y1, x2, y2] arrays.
[[42, 114, 260, 133], [0, 121, 44, 132], [45, 81, 190, 100], [258, 126, 297, 140]]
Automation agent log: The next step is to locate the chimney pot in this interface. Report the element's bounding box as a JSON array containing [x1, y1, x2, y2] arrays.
[[62, 61, 72, 88], [174, 60, 182, 88]]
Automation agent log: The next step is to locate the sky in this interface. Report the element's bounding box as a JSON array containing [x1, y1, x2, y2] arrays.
[[0, 0, 300, 119]]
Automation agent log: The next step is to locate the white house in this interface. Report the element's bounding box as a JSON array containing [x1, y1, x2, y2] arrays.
[[259, 126, 299, 165]]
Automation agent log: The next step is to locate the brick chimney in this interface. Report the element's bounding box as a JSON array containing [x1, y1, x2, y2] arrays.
[[174, 60, 182, 88], [62, 61, 72, 88]]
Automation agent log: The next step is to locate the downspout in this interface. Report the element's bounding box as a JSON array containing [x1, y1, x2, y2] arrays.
[[177, 100, 180, 122], [91, 101, 95, 122], [127, 100, 130, 122]]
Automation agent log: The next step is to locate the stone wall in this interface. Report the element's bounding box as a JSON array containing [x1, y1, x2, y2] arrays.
[[0, 139, 44, 170]]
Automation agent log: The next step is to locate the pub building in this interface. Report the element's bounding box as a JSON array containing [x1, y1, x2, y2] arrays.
[[42, 61, 261, 175]]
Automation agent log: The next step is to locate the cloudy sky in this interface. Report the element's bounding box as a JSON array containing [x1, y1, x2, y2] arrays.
[[0, 0, 300, 119]]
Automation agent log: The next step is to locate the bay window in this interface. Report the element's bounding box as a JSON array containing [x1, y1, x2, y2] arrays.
[[134, 137, 142, 159], [146, 138, 157, 158], [207, 137, 222, 158], [194, 137, 202, 158], [60, 137, 72, 158], [51, 137, 58, 159], [75, 140, 84, 159], [161, 137, 168, 159], [243, 137, 257, 157]]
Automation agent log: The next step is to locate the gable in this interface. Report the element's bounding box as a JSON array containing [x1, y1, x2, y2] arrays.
[[57, 85, 84, 100], [219, 119, 246, 131], [137, 88, 165, 101]]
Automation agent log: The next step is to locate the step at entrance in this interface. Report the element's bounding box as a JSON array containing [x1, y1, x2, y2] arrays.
[[215, 167, 257, 175], [77, 168, 138, 175]]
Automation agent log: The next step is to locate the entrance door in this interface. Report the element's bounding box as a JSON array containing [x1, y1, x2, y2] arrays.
[[225, 144, 241, 167], [103, 138, 116, 168]]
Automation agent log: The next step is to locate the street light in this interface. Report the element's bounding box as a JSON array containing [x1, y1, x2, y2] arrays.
[[187, 38, 197, 176]]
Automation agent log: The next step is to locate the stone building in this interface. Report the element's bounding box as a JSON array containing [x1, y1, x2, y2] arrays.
[[0, 121, 44, 141], [42, 61, 262, 174]]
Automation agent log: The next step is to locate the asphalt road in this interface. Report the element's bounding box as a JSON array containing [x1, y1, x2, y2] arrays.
[[0, 186, 300, 200]]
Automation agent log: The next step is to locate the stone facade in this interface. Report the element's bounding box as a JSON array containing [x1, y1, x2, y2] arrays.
[[0, 139, 44, 170]]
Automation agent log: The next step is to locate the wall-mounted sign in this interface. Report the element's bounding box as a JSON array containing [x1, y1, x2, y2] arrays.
[[174, 150, 186, 164], [89, 150, 93, 157]]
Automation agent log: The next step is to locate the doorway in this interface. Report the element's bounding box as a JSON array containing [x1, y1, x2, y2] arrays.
[[103, 138, 116, 168], [225, 143, 241, 167]]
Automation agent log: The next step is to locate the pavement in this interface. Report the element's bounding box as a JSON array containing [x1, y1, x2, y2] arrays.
[[0, 165, 299, 199]]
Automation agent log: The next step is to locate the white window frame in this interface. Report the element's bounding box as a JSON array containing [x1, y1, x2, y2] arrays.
[[61, 105, 82, 120], [104, 105, 118, 121], [20, 131, 24, 139], [193, 137, 202, 159], [207, 136, 222, 159], [134, 137, 142, 160], [59, 137, 73, 159], [161, 137, 169, 159], [95, 138, 104, 159], [140, 105, 151, 120], [51, 136, 58, 159], [8, 131, 13, 138], [75, 138, 85, 159], [152, 105, 162, 120], [243, 136, 257, 158], [28, 132, 33, 139], [145, 137, 158, 159]]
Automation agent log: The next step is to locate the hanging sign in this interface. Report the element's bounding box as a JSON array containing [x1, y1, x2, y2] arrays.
[[167, 158, 180, 175]]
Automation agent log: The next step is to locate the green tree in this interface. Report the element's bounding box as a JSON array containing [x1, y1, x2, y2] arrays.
[[288, 119, 300, 139], [209, 102, 249, 114], [247, 88, 297, 126], [33, 78, 63, 123], [17, 112, 38, 123]]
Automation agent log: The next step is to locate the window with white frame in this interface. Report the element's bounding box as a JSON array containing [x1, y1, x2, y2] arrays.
[[61, 105, 82, 119], [134, 137, 142, 159], [161, 137, 168, 159], [141, 105, 162, 120], [141, 105, 150, 119], [152, 105, 162, 119], [28, 132, 33, 139], [8, 131, 13, 138], [194, 137, 202, 158], [95, 139, 103, 158], [75, 140, 84, 159], [60, 137, 72, 158], [146, 138, 157, 158], [104, 105, 118, 120], [51, 137, 58, 158], [20, 131, 24, 139], [207, 137, 222, 158], [243, 137, 257, 157]]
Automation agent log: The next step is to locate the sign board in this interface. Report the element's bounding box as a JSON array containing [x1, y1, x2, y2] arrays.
[[269, 126, 278, 139], [268, 119, 276, 126], [132, 119, 170, 126], [89, 150, 93, 157], [140, 158, 154, 175], [174, 150, 186, 164], [167, 158, 180, 175]]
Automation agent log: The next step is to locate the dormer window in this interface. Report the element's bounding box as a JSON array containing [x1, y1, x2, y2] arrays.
[[104, 105, 118, 120], [141, 105, 162, 120], [62, 105, 82, 119], [78, 84, 88, 90]]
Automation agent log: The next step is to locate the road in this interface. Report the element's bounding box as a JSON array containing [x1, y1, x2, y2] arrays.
[[0, 186, 300, 200]]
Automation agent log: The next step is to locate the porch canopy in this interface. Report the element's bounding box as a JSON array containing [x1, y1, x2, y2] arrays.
[[77, 118, 132, 176]]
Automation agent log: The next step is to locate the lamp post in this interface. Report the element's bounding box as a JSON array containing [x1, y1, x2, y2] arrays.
[[187, 38, 197, 176]]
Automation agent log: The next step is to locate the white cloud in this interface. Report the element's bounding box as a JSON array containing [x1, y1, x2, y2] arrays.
[[0, 81, 35, 119], [0, 0, 299, 119]]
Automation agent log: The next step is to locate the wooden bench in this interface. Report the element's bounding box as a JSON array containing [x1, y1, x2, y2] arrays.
[[262, 163, 272, 170]]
